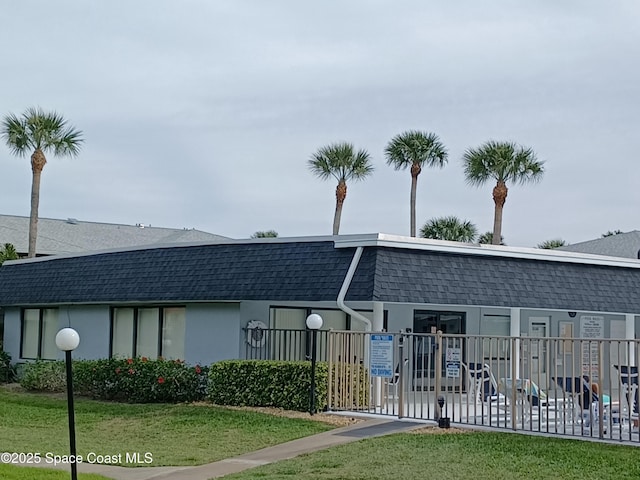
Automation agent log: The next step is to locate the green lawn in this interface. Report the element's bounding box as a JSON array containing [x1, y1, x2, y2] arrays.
[[0, 464, 110, 480], [5, 386, 640, 479], [0, 387, 331, 466], [222, 430, 640, 480]]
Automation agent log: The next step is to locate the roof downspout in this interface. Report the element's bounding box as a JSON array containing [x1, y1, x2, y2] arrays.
[[337, 246, 372, 331]]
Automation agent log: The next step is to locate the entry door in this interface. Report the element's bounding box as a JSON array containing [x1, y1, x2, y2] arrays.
[[413, 311, 465, 335], [529, 317, 550, 387], [413, 311, 466, 378]]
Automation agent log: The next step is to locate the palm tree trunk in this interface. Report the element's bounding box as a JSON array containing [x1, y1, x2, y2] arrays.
[[333, 180, 347, 235], [29, 149, 47, 258], [492, 180, 508, 245], [410, 164, 421, 237]]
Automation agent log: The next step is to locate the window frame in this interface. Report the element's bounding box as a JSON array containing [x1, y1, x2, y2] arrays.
[[109, 306, 185, 359], [20, 307, 59, 360]]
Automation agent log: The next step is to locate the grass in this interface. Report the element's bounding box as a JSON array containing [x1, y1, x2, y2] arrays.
[[0, 464, 110, 479], [5, 386, 640, 479], [221, 430, 640, 479], [0, 387, 331, 466]]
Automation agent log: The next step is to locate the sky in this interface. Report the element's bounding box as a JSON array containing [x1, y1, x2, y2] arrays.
[[1, 1, 639, 247]]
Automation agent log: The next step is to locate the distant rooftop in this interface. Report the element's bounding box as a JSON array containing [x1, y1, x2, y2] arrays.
[[558, 231, 640, 260], [0, 214, 230, 256]]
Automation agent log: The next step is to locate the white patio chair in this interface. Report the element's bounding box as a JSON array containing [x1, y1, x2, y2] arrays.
[[465, 363, 508, 408], [613, 365, 639, 431]]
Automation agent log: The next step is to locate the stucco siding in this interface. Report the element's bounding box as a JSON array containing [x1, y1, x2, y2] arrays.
[[64, 305, 111, 360], [184, 303, 241, 365]]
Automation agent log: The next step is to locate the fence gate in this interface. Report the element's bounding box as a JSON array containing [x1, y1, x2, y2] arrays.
[[327, 330, 463, 420]]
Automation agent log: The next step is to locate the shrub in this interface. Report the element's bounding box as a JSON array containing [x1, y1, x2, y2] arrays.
[[208, 360, 329, 412], [20, 360, 66, 391], [0, 350, 15, 383], [74, 357, 209, 403]]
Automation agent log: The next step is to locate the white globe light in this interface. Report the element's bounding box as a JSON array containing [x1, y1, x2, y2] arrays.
[[55, 328, 80, 351], [306, 314, 323, 330]]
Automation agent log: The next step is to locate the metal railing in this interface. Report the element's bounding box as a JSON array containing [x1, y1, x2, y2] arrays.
[[243, 327, 330, 362], [327, 330, 640, 443]]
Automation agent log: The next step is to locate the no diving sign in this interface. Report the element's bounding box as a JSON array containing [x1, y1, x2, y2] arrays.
[[370, 334, 394, 378]]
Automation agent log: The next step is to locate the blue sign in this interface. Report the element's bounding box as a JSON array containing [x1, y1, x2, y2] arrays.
[[370, 334, 394, 378]]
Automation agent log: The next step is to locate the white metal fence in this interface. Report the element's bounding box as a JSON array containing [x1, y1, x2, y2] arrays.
[[327, 330, 640, 443]]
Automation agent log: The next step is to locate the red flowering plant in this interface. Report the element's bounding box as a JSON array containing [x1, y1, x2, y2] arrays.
[[73, 356, 209, 403]]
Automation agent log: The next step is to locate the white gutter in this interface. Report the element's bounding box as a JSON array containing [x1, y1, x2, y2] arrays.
[[337, 246, 372, 331]]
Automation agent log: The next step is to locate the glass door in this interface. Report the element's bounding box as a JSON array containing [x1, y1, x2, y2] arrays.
[[413, 310, 466, 380]]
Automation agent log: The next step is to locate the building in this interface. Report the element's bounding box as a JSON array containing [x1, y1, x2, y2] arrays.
[[559, 231, 640, 260], [1, 233, 639, 373], [0, 214, 229, 257]]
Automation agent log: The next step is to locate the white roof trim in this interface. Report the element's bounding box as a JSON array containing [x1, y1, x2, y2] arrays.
[[333, 233, 640, 269], [6, 232, 640, 270]]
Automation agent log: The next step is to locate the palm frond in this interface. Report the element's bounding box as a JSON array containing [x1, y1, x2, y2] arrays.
[[1, 113, 32, 156], [2, 107, 83, 157], [537, 238, 566, 249], [385, 130, 447, 170], [308, 142, 373, 182], [419, 216, 478, 242], [462, 140, 544, 187]]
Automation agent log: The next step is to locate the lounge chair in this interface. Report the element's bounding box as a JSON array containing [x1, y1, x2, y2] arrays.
[[613, 365, 639, 430], [465, 363, 512, 415], [466, 363, 503, 404], [551, 376, 611, 427]]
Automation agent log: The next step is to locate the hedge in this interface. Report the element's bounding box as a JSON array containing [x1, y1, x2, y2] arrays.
[[0, 350, 15, 383], [208, 360, 329, 412], [19, 360, 66, 391], [19, 357, 208, 403], [74, 357, 208, 403]]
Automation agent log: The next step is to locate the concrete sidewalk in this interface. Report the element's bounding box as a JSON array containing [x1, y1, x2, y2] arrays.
[[15, 417, 426, 480]]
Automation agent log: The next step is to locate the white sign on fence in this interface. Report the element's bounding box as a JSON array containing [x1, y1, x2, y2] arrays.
[[446, 347, 461, 378], [580, 316, 604, 381], [370, 334, 394, 378]]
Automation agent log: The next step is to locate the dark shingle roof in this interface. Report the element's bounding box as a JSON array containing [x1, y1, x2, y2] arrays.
[[373, 247, 640, 313], [0, 241, 371, 305], [1, 236, 640, 314]]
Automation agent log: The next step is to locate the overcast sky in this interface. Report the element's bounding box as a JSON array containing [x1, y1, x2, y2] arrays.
[[1, 1, 638, 247]]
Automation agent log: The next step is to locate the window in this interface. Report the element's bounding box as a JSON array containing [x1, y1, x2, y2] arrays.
[[111, 307, 185, 360], [162, 307, 186, 360], [481, 314, 511, 359], [21, 308, 59, 360]]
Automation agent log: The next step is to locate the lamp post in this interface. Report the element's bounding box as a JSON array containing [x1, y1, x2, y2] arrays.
[[55, 328, 80, 480], [306, 313, 323, 415]]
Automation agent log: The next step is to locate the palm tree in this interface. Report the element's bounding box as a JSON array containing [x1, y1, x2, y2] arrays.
[[478, 231, 505, 245], [463, 141, 544, 245], [308, 142, 373, 235], [0, 243, 18, 265], [1, 108, 83, 257], [420, 216, 477, 242], [537, 239, 567, 249], [251, 230, 278, 238], [385, 131, 447, 237]]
